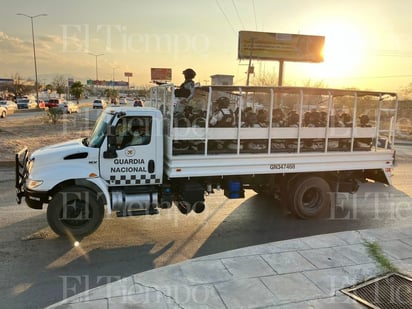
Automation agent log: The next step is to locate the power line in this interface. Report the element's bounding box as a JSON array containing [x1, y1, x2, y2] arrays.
[[317, 74, 412, 81], [252, 0, 258, 30], [231, 0, 245, 29], [373, 51, 412, 58], [215, 0, 237, 35]]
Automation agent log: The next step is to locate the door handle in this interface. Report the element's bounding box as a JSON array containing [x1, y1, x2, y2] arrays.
[[148, 160, 155, 173]]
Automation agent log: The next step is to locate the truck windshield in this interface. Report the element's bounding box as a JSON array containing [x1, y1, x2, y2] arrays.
[[87, 112, 109, 148]]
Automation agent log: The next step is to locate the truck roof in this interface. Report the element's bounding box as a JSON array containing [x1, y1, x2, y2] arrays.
[[104, 106, 160, 115], [195, 85, 397, 98]]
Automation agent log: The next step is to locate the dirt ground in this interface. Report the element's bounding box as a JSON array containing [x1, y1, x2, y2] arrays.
[[0, 111, 93, 162]]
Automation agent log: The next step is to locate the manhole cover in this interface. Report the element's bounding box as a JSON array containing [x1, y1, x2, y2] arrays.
[[341, 273, 412, 309]]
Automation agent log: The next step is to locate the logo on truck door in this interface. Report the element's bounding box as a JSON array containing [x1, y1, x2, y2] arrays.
[[125, 148, 136, 157]]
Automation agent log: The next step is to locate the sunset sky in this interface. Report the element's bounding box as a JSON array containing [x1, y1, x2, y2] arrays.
[[1, 0, 412, 93]]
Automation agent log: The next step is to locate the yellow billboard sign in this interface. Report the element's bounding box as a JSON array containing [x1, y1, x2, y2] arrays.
[[238, 31, 325, 63]]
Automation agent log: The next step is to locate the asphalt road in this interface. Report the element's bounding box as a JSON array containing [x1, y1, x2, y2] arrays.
[[1, 127, 412, 307]]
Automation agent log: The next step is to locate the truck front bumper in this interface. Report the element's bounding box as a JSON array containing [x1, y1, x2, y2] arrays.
[[15, 148, 49, 210], [24, 188, 49, 209]]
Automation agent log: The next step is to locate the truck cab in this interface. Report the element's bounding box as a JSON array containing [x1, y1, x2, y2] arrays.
[[17, 107, 165, 236]]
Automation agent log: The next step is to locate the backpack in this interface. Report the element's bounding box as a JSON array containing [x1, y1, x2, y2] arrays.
[[217, 108, 234, 127]]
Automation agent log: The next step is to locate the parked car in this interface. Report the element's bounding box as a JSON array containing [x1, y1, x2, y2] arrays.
[[0, 100, 18, 113], [119, 97, 128, 104], [0, 105, 7, 118], [93, 99, 107, 109], [16, 98, 37, 109], [45, 98, 62, 108], [58, 101, 79, 114]]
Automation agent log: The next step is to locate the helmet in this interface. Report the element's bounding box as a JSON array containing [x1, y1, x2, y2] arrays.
[[359, 114, 370, 125], [129, 118, 146, 131], [183, 68, 196, 79], [341, 113, 352, 123], [272, 108, 284, 121], [216, 96, 230, 108]]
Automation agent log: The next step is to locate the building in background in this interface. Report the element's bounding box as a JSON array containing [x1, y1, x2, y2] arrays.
[[210, 74, 234, 86]]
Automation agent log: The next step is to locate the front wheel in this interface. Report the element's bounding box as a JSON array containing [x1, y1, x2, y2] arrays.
[[47, 186, 104, 237], [289, 176, 331, 219]]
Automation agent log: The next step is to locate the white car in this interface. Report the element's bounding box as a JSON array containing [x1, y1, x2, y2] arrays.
[[0, 105, 7, 118], [0, 100, 18, 113], [119, 97, 128, 104], [92, 99, 107, 109], [58, 101, 79, 114], [16, 98, 37, 109]]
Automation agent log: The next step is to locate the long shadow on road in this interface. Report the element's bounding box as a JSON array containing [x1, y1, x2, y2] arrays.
[[195, 182, 412, 258]]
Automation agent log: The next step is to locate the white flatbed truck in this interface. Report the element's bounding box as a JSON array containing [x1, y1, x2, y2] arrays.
[[16, 84, 397, 237]]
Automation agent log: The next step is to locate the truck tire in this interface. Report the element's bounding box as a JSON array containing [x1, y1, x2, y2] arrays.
[[47, 186, 104, 237], [289, 176, 331, 219]]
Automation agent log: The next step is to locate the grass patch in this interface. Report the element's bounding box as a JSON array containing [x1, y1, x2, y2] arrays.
[[364, 240, 398, 272]]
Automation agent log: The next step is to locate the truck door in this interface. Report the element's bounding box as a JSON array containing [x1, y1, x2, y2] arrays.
[[100, 114, 163, 187]]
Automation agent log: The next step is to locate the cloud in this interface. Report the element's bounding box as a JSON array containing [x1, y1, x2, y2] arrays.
[[0, 31, 31, 54]]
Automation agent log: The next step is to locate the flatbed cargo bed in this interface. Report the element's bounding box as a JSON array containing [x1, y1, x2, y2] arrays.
[[149, 84, 397, 181]]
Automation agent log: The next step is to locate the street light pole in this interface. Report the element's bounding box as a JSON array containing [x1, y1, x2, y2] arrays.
[[17, 13, 47, 106], [112, 66, 117, 90], [88, 53, 104, 82]]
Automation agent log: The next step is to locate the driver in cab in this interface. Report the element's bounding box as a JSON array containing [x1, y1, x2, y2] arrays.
[[120, 118, 151, 148]]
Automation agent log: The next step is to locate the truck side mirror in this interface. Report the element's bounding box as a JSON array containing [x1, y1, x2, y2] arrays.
[[103, 126, 118, 159]]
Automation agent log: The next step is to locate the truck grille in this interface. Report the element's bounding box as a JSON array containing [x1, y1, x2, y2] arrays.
[[342, 273, 412, 308]]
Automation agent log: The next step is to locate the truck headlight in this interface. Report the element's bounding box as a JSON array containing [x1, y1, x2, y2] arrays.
[[27, 179, 43, 189]]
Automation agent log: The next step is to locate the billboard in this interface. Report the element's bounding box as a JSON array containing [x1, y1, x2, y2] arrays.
[[238, 31, 325, 63], [124, 72, 133, 77], [86, 80, 129, 87], [151, 68, 172, 81]]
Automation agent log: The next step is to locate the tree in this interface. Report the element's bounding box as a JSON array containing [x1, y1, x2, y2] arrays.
[[0, 78, 13, 99], [252, 69, 278, 86], [44, 84, 54, 92], [70, 81, 84, 103], [399, 82, 412, 100], [104, 88, 118, 103], [12, 73, 34, 98], [52, 75, 67, 97]]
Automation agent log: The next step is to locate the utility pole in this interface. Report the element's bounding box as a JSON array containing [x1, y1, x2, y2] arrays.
[[89, 53, 104, 82], [17, 13, 47, 105]]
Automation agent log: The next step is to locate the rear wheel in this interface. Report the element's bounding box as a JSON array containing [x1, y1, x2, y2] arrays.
[[47, 186, 104, 237], [289, 176, 331, 219]]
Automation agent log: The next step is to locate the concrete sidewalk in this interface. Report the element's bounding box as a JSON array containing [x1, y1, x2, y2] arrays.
[[48, 226, 412, 308]]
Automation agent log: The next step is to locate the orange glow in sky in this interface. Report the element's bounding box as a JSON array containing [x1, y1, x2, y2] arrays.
[[1, 0, 412, 93]]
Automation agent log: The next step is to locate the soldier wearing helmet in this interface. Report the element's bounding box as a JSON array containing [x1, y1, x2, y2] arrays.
[[174, 68, 196, 101], [209, 96, 234, 127]]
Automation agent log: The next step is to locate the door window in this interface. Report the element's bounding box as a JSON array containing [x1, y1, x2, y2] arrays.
[[116, 116, 152, 149]]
